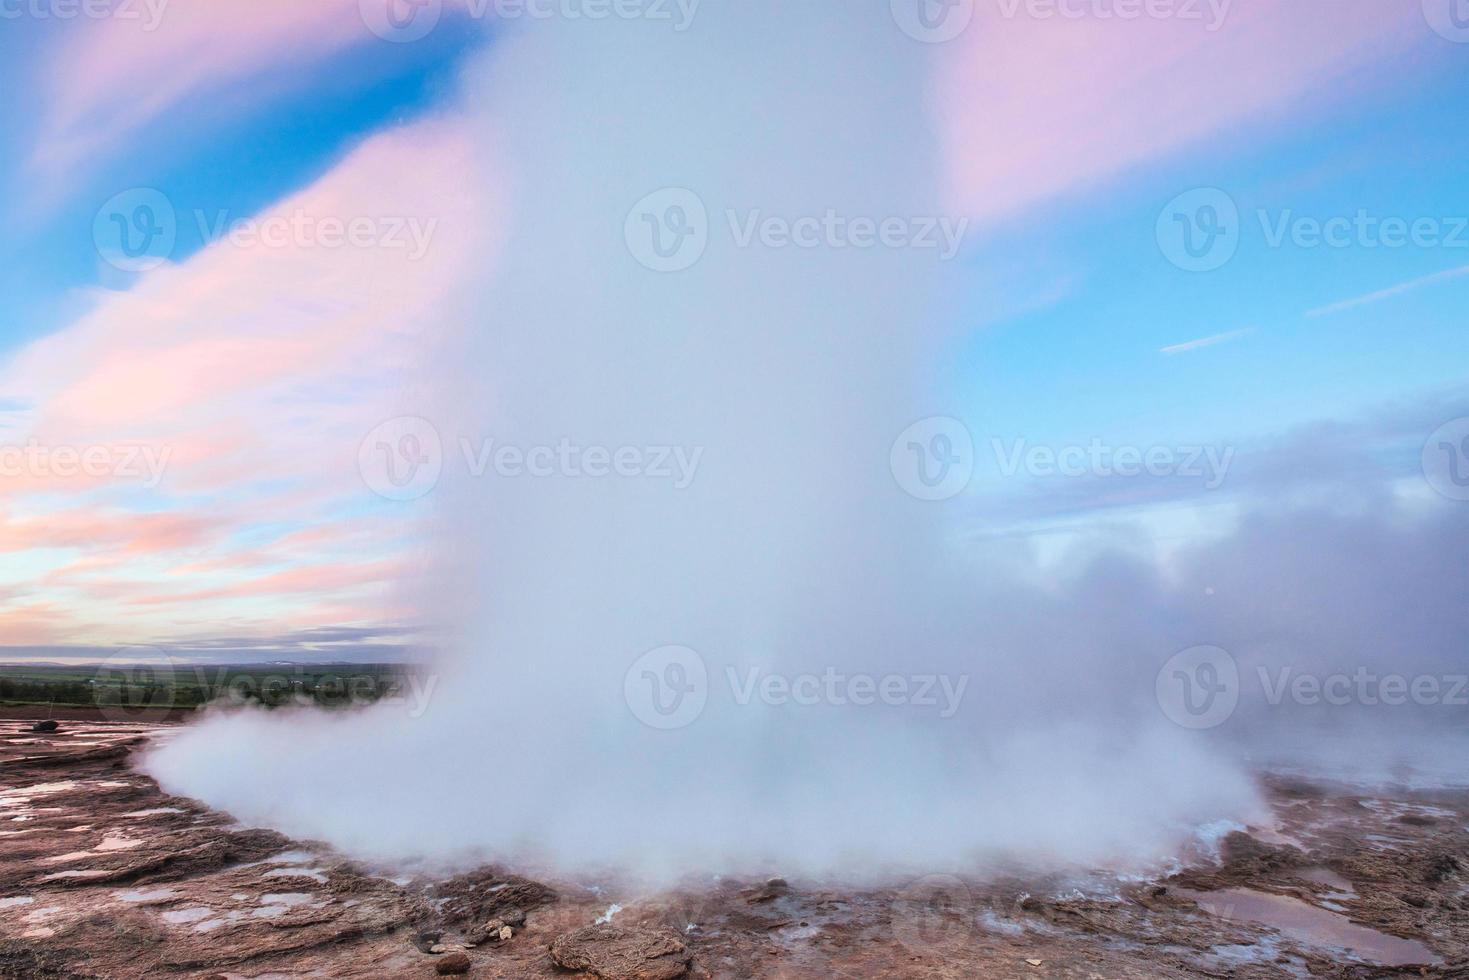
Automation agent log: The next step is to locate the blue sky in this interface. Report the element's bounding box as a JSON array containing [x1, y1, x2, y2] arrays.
[[0, 0, 1465, 651]]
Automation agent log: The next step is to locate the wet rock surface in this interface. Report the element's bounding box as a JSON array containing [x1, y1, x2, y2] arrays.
[[2, 722, 1468, 978]]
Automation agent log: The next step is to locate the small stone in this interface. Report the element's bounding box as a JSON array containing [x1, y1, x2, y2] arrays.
[[1025, 959, 1043, 967], [435, 951, 472, 975], [465, 917, 517, 945], [429, 943, 447, 954]]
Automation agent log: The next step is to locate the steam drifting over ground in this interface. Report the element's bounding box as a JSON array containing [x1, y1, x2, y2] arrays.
[[144, 3, 1466, 885]]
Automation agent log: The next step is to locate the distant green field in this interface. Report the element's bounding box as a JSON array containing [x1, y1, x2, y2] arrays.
[[0, 663, 413, 711]]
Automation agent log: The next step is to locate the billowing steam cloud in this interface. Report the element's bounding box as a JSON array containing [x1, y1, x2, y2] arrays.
[[143, 4, 1466, 884]]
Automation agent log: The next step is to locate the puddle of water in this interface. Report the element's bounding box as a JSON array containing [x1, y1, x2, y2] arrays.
[[38, 869, 111, 882], [120, 807, 184, 817], [116, 888, 177, 903], [162, 906, 215, 925], [1182, 888, 1440, 966], [0, 781, 76, 799], [1360, 800, 1457, 819], [42, 851, 96, 865], [95, 834, 143, 852], [0, 896, 35, 909], [263, 867, 328, 884], [260, 893, 314, 907], [1298, 868, 1355, 896]]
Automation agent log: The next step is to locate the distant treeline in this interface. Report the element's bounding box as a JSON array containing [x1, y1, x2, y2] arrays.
[[0, 664, 411, 711]]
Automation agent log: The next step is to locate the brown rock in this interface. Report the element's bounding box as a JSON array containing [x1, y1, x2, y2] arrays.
[[550, 924, 692, 980], [435, 951, 472, 974], [742, 877, 791, 904], [464, 915, 518, 945]]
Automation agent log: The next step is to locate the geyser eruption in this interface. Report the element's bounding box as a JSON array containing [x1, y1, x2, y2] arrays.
[[145, 2, 1268, 881]]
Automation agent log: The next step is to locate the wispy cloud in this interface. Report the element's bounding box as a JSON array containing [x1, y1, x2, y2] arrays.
[[0, 117, 492, 646], [1160, 327, 1254, 355], [1304, 263, 1469, 318], [938, 0, 1426, 222]]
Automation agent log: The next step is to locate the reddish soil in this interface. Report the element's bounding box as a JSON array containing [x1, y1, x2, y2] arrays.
[[0, 705, 196, 724], [2, 719, 1467, 979]]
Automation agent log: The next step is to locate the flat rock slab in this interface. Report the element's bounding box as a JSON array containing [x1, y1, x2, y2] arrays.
[[550, 924, 691, 980]]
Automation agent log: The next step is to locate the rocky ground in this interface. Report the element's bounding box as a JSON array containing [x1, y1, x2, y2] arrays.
[[2, 719, 1467, 979]]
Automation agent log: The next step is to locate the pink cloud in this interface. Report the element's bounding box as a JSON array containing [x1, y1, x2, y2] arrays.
[[0, 509, 220, 555], [936, 0, 1428, 222], [127, 558, 408, 606], [0, 116, 494, 646], [34, 0, 366, 179]]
